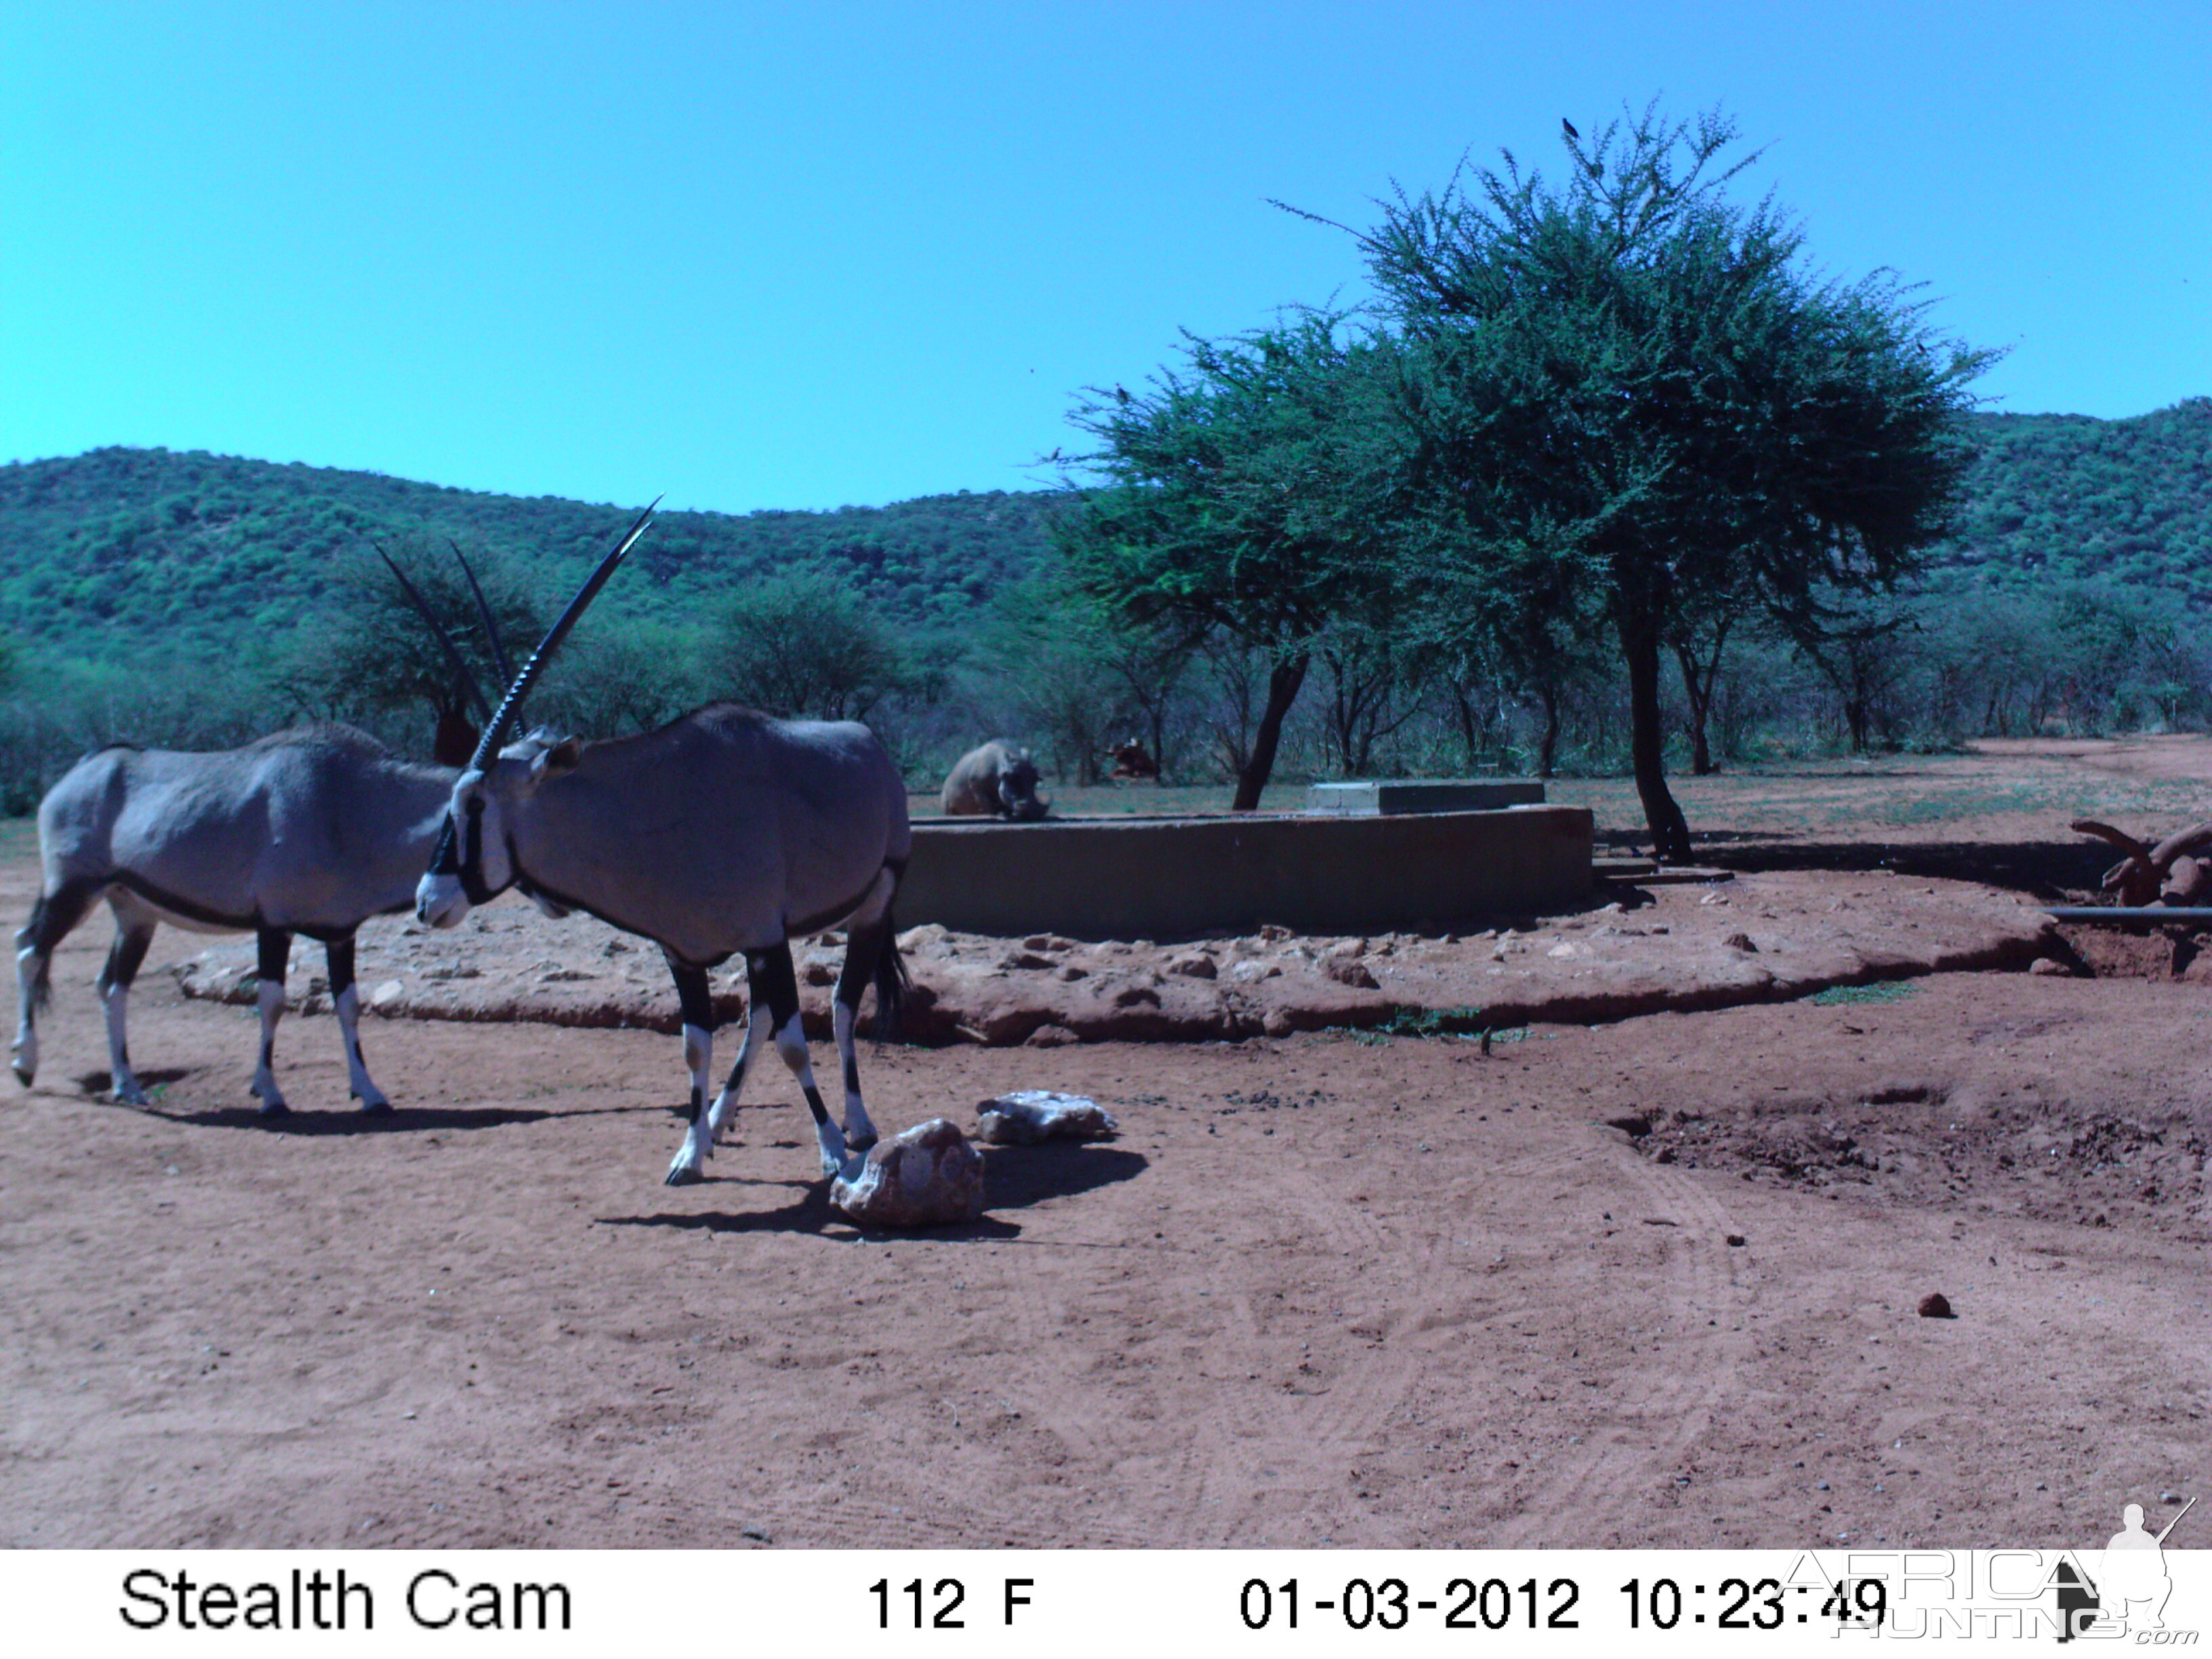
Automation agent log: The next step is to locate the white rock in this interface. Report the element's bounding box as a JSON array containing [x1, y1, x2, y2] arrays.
[[975, 1090, 1119, 1145]]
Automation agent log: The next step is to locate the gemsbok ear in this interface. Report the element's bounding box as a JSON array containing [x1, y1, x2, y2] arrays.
[[530, 736, 583, 784]]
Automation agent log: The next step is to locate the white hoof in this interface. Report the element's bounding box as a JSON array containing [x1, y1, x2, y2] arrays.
[[113, 1078, 149, 1107]]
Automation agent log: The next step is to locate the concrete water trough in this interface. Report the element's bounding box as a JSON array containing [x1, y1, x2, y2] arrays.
[[1306, 779, 1547, 814], [899, 802, 1593, 940]]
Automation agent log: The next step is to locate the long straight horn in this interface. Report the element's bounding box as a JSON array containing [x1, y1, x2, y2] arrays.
[[448, 541, 516, 689], [371, 540, 493, 724], [467, 498, 659, 771]]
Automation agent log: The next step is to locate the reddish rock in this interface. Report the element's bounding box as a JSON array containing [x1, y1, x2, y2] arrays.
[[1325, 957, 1380, 989], [830, 1119, 984, 1227]]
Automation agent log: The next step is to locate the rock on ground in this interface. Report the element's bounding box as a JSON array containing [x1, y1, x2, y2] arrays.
[[830, 1118, 984, 1227], [975, 1090, 1119, 1145]]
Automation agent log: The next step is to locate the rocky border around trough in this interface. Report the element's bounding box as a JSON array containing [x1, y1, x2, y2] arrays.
[[171, 870, 2061, 1044]]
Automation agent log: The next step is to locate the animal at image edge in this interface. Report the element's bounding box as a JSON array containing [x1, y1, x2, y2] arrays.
[[12, 725, 457, 1113], [11, 531, 559, 1113], [941, 739, 1050, 820], [415, 516, 911, 1187]]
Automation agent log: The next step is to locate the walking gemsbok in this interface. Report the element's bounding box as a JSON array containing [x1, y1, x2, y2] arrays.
[[413, 527, 912, 1185], [9, 509, 659, 1113]]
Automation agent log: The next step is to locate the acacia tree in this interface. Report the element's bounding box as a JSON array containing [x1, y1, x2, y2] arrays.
[[1351, 104, 1991, 859], [282, 540, 543, 760], [708, 565, 943, 721], [1057, 314, 1407, 810]]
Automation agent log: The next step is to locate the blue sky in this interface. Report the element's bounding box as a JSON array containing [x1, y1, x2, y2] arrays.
[[3, 2, 2206, 514]]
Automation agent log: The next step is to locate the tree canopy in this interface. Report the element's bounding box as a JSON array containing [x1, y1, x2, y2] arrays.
[[1055, 313, 1409, 808], [1354, 102, 1994, 857]]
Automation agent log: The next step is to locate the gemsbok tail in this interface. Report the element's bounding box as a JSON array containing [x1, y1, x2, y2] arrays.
[[872, 916, 912, 1042]]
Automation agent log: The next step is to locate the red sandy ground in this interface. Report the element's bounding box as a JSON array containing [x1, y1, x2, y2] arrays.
[[1, 740, 2206, 1549]]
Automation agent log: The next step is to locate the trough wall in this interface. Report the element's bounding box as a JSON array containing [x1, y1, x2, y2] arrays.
[[899, 805, 1593, 940]]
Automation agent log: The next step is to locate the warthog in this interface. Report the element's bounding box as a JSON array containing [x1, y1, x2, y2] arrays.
[[941, 740, 1050, 821]]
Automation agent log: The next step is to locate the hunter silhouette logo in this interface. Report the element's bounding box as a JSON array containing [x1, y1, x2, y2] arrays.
[[2060, 1494, 2196, 1640]]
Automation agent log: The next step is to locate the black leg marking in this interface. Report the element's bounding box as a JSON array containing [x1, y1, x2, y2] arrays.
[[97, 926, 154, 996], [756, 943, 801, 1023], [18, 879, 101, 1016], [843, 1051, 861, 1096], [689, 1084, 704, 1126], [257, 926, 293, 985], [325, 935, 356, 1000], [757, 945, 827, 1126], [670, 961, 716, 1033], [20, 879, 99, 958], [800, 1082, 832, 1129]]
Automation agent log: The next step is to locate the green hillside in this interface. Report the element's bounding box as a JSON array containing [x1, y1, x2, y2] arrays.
[[1, 398, 2207, 672], [0, 447, 1059, 669], [1936, 398, 2212, 600]]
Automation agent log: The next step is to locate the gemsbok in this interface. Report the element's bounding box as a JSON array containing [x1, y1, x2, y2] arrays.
[[12, 724, 457, 1113], [9, 510, 657, 1114], [413, 527, 912, 1186]]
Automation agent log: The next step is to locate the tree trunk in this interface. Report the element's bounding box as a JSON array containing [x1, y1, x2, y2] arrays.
[[1673, 617, 1730, 777], [1536, 680, 1561, 779], [1232, 655, 1309, 811], [1622, 613, 1693, 863]]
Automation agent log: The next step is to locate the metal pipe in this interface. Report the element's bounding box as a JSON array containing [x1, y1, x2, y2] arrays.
[[2043, 906, 2212, 925]]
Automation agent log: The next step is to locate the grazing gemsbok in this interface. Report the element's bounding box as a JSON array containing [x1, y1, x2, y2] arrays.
[[413, 529, 912, 1187], [12, 724, 456, 1112]]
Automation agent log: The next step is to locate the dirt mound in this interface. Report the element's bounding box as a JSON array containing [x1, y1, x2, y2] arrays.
[[1622, 1094, 2209, 1237], [171, 869, 2060, 1042]]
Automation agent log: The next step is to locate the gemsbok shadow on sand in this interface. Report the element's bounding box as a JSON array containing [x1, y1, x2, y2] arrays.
[[88, 1081, 560, 1136], [598, 1143, 1147, 1240]]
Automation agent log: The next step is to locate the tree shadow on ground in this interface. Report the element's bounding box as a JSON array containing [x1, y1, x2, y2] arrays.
[[1702, 838, 2112, 899]]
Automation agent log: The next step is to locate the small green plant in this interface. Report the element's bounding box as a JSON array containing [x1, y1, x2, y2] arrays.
[[1350, 1007, 1532, 1044], [1807, 979, 1919, 1006]]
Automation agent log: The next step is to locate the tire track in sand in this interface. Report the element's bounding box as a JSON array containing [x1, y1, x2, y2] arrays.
[[1489, 1136, 1758, 1544]]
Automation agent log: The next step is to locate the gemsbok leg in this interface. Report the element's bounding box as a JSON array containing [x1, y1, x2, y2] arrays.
[[12, 878, 98, 1089], [702, 983, 773, 1151], [96, 892, 158, 1105], [325, 935, 390, 1112], [757, 943, 851, 1179], [664, 954, 722, 1185], [251, 926, 293, 1114], [830, 869, 901, 1155], [663, 942, 865, 1186]]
